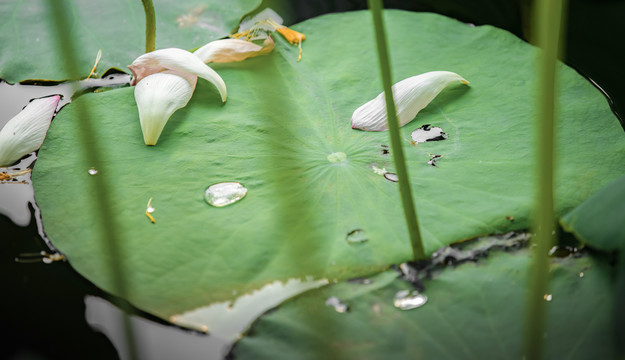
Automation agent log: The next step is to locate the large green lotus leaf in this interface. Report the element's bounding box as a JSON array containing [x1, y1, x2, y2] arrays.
[[0, 0, 261, 82], [235, 250, 616, 359], [561, 174, 625, 251], [32, 10, 625, 319]]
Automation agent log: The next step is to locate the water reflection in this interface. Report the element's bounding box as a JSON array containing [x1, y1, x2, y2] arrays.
[[86, 278, 328, 359]]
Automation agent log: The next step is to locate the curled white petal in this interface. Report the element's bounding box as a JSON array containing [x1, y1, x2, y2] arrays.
[[128, 48, 227, 102], [134, 72, 197, 145], [351, 71, 469, 131], [193, 37, 274, 64], [0, 95, 60, 166]]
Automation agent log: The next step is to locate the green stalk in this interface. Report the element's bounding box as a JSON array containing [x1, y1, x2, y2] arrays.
[[46, 1, 138, 359], [141, 0, 156, 53], [367, 0, 425, 261], [523, 0, 566, 358]]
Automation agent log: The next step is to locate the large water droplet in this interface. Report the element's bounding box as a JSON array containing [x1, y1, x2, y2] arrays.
[[411, 124, 448, 143], [393, 290, 427, 310], [205, 182, 248, 207], [346, 229, 368, 244], [327, 152, 347, 163], [88, 168, 98, 175], [325, 296, 349, 313]]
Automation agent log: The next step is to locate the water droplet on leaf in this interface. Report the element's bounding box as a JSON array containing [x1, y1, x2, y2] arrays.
[[325, 296, 349, 313], [393, 290, 427, 310], [346, 229, 368, 244], [544, 294, 553, 302], [410, 124, 448, 143], [427, 154, 443, 167], [88, 168, 98, 175], [384, 172, 398, 182], [205, 182, 248, 207]]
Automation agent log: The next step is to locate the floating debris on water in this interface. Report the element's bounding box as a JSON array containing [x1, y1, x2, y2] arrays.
[[327, 152, 347, 164], [15, 251, 65, 264], [410, 124, 448, 144], [543, 294, 553, 302], [383, 172, 398, 182], [88, 168, 98, 175], [393, 290, 427, 310], [325, 296, 349, 313], [427, 154, 443, 167], [346, 229, 368, 244], [205, 182, 248, 207]]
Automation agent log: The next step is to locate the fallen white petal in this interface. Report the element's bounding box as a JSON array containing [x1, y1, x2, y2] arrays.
[[351, 71, 469, 131], [134, 71, 196, 145], [194, 37, 274, 64], [128, 48, 227, 102], [0, 95, 60, 167]]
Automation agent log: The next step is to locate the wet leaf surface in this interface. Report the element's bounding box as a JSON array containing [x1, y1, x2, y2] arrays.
[[234, 249, 616, 359], [32, 10, 625, 320], [0, 0, 261, 82]]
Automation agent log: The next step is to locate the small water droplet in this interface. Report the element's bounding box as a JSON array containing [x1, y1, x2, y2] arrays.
[[327, 152, 347, 163], [543, 294, 552, 302], [410, 124, 448, 143], [325, 296, 348, 313], [393, 290, 427, 310], [346, 229, 368, 244], [427, 154, 443, 167], [42, 257, 52, 264], [579, 272, 584, 278], [88, 168, 98, 175], [204, 182, 248, 207], [384, 172, 398, 182]]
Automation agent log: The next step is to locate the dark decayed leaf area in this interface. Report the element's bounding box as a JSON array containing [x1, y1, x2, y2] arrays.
[[14, 3, 624, 358]]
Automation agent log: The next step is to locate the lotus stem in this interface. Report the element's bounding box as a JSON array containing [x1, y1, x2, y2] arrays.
[[367, 0, 425, 261], [46, 1, 138, 359], [523, 0, 567, 358], [141, 0, 156, 53]]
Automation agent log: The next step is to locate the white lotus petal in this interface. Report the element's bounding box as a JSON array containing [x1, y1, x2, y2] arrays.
[[128, 48, 227, 102], [193, 37, 274, 64], [0, 95, 60, 167], [351, 71, 469, 131], [134, 71, 197, 145]]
